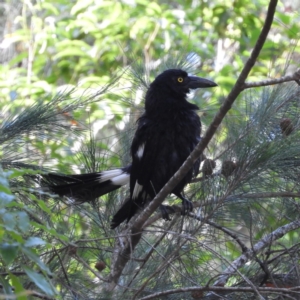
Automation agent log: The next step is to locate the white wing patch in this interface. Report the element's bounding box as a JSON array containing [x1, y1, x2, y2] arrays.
[[111, 173, 130, 186], [98, 169, 122, 183], [132, 182, 143, 199], [136, 143, 145, 159]]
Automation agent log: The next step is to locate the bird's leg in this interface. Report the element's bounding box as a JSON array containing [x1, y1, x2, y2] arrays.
[[160, 204, 175, 220], [181, 197, 193, 215], [177, 193, 193, 215]]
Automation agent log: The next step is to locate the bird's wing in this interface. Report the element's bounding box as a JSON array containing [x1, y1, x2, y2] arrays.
[[129, 117, 160, 207]]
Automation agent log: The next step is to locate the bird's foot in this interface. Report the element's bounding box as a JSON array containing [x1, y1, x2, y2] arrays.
[[181, 198, 193, 215], [160, 205, 175, 221]]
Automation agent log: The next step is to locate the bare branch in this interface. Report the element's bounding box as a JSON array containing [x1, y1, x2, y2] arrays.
[[243, 69, 300, 89], [213, 219, 300, 286]]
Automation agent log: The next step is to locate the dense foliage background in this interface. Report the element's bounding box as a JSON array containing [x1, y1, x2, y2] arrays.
[[1, 0, 300, 299]]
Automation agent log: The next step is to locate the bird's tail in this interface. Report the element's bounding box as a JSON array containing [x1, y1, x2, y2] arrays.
[[40, 166, 130, 202], [110, 197, 140, 229]]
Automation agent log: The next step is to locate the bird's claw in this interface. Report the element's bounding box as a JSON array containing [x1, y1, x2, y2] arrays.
[[160, 205, 175, 221], [181, 198, 193, 215]]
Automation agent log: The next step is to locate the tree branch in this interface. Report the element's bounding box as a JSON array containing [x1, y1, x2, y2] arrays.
[[213, 219, 300, 287], [243, 69, 300, 89]]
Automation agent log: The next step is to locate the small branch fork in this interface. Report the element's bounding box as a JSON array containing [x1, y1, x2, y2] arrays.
[[212, 219, 300, 287], [138, 219, 300, 300], [107, 0, 279, 290]]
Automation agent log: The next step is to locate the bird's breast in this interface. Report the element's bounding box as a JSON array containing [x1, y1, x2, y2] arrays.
[[155, 109, 200, 138]]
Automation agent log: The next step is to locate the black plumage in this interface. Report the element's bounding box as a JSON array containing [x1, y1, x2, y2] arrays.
[[43, 69, 217, 228]]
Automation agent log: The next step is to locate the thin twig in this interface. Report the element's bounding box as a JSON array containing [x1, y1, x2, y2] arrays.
[[125, 218, 177, 292], [243, 69, 300, 89], [143, 191, 300, 228], [137, 285, 300, 300], [213, 219, 300, 287], [188, 212, 248, 252], [53, 248, 72, 289]]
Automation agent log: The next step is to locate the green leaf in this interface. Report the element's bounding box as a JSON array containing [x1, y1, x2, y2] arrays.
[[9, 231, 24, 243], [0, 243, 19, 264], [71, 0, 94, 15], [17, 211, 30, 233], [53, 48, 91, 59], [23, 267, 55, 296], [35, 2, 60, 15], [36, 199, 52, 214], [0, 276, 13, 295], [31, 222, 69, 241], [2, 212, 17, 231], [21, 246, 50, 273], [146, 2, 162, 15], [9, 274, 27, 300], [24, 237, 46, 247]]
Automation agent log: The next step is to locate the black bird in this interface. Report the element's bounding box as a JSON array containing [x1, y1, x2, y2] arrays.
[[44, 69, 217, 228]]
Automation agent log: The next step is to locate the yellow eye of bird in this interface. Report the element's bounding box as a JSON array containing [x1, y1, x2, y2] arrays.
[[177, 77, 183, 83]]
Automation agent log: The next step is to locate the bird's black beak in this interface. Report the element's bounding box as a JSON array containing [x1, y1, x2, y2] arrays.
[[187, 76, 217, 89]]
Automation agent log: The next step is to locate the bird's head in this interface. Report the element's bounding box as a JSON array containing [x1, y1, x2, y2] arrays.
[[150, 69, 217, 97]]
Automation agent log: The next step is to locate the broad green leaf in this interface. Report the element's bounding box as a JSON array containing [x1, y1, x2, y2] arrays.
[[17, 211, 30, 233], [0, 243, 19, 265], [9, 274, 27, 300], [23, 267, 55, 296], [9, 231, 24, 243], [2, 213, 17, 231], [21, 247, 50, 273]]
